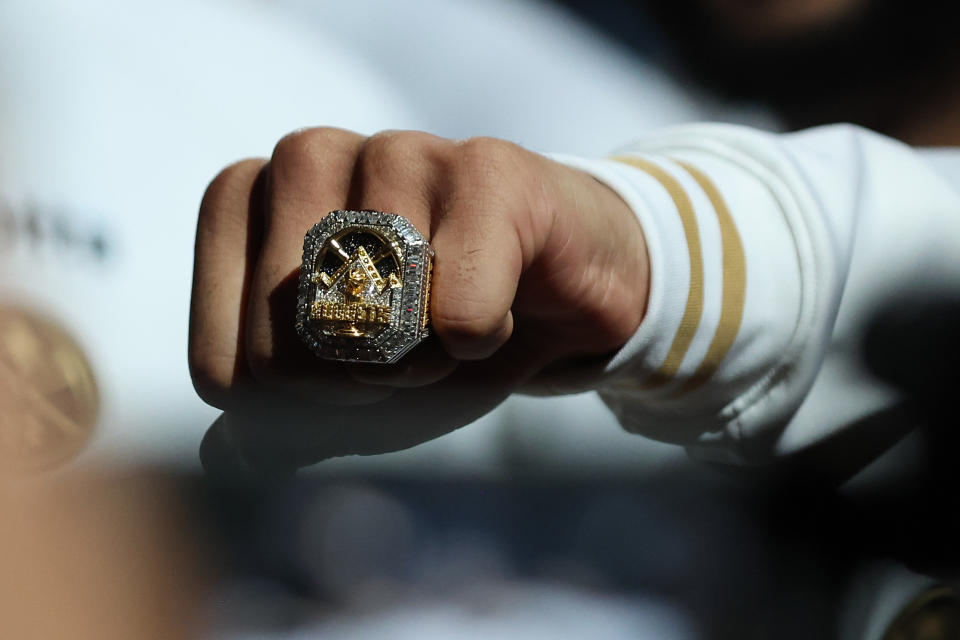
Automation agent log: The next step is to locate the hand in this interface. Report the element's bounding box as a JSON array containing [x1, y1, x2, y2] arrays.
[[188, 128, 649, 474]]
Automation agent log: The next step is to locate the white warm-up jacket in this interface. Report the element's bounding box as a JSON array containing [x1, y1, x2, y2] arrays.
[[556, 124, 960, 465]]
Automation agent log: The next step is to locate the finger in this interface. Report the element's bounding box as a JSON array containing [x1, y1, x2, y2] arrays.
[[200, 400, 336, 480], [430, 138, 531, 360], [345, 130, 450, 236], [244, 128, 395, 404], [207, 363, 513, 469], [320, 340, 544, 458], [202, 342, 543, 471], [339, 131, 461, 386], [199, 414, 257, 479], [188, 158, 267, 409]]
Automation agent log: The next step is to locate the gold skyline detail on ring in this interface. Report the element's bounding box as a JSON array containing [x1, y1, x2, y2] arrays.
[[311, 241, 402, 338], [0, 306, 99, 472], [311, 301, 392, 325]]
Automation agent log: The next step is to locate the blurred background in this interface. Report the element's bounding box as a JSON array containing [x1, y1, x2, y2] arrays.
[[1, 0, 958, 637]]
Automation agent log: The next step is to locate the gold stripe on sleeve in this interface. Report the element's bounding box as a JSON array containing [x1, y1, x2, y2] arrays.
[[611, 155, 704, 389], [674, 161, 746, 394]]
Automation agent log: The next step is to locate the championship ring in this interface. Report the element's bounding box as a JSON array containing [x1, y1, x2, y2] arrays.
[[295, 210, 434, 363]]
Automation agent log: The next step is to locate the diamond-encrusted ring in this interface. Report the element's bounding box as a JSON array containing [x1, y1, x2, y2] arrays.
[[295, 210, 434, 363]]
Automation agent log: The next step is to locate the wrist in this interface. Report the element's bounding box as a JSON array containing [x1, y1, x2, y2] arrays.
[[549, 159, 650, 351]]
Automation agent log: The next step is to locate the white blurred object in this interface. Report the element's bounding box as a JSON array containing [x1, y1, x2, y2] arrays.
[[277, 0, 772, 156], [0, 0, 423, 466]]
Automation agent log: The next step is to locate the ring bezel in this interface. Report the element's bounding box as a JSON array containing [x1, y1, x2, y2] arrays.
[[295, 210, 433, 363]]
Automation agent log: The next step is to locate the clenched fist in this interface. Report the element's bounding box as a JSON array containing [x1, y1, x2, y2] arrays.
[[188, 128, 649, 474]]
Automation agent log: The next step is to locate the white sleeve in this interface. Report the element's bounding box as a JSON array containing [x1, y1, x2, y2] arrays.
[[549, 123, 960, 465]]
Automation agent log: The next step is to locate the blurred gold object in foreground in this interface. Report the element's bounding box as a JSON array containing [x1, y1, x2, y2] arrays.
[[0, 306, 98, 472], [884, 586, 960, 640]]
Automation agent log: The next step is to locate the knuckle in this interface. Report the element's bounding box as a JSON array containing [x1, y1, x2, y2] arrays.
[[198, 158, 265, 228], [271, 128, 317, 167], [454, 136, 518, 172], [202, 158, 264, 201], [271, 127, 361, 178], [450, 137, 531, 200], [359, 130, 448, 173], [364, 129, 420, 154]]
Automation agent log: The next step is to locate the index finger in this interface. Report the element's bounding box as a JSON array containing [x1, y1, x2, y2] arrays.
[[188, 158, 267, 409]]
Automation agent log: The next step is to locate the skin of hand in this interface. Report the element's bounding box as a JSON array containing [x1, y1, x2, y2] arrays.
[[188, 128, 649, 474]]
